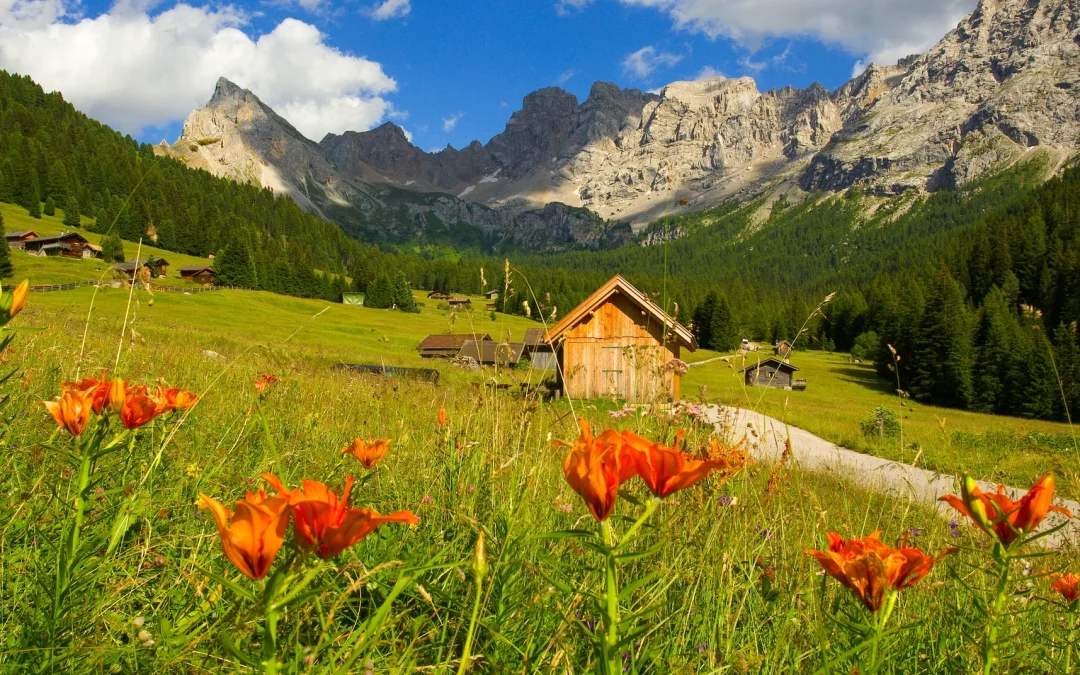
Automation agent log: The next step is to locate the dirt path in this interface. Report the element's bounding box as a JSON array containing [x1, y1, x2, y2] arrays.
[[701, 405, 1080, 548]]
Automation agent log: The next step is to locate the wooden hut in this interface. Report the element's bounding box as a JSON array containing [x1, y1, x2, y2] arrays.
[[22, 232, 91, 258], [774, 340, 793, 358], [179, 265, 215, 284], [427, 290, 451, 300], [523, 327, 557, 371], [114, 258, 169, 278], [416, 333, 492, 359], [447, 298, 472, 308], [483, 289, 500, 300], [5, 230, 39, 249], [457, 340, 525, 366], [743, 358, 804, 389], [543, 275, 696, 402]]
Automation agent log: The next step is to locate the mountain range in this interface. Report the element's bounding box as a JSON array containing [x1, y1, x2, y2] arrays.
[[155, 0, 1080, 250]]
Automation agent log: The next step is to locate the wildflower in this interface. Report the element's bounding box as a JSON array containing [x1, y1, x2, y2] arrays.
[[62, 372, 110, 413], [559, 418, 637, 521], [197, 489, 291, 580], [154, 386, 199, 413], [263, 474, 418, 559], [342, 437, 391, 469], [119, 387, 161, 429], [438, 407, 447, 427], [253, 374, 279, 395], [804, 531, 956, 613], [43, 388, 94, 437], [940, 474, 1073, 549], [621, 431, 748, 499], [1051, 573, 1079, 604], [908, 527, 923, 537], [106, 378, 128, 414], [1, 279, 29, 323]]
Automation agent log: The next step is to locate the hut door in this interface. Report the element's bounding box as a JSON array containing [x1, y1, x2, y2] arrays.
[[601, 345, 624, 399]]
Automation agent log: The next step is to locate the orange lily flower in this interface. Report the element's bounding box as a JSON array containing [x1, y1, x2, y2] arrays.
[[621, 430, 748, 498], [342, 438, 391, 469], [263, 474, 418, 559], [119, 385, 161, 429], [940, 474, 1073, 548], [1051, 572, 1080, 604], [2, 279, 29, 323], [198, 490, 291, 580], [438, 407, 447, 428], [805, 531, 955, 613], [559, 418, 637, 521], [155, 386, 199, 413], [43, 388, 94, 436], [62, 372, 110, 414], [253, 374, 279, 395]]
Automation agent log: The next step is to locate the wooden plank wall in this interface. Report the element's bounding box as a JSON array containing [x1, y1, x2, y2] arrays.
[[560, 293, 679, 402]]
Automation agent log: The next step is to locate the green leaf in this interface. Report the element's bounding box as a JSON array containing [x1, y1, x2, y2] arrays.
[[105, 491, 148, 556], [190, 563, 257, 603], [614, 541, 666, 564], [530, 529, 597, 541]]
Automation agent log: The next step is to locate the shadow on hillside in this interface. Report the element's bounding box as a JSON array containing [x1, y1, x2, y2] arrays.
[[830, 365, 895, 395]]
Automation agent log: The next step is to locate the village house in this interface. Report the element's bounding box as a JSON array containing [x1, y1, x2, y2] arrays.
[[21, 232, 93, 258], [5, 230, 39, 249], [743, 358, 805, 390], [114, 258, 169, 278], [178, 265, 215, 284], [483, 289, 500, 300], [416, 333, 493, 359], [457, 340, 525, 367], [427, 290, 452, 300], [447, 298, 472, 308], [543, 275, 696, 402]]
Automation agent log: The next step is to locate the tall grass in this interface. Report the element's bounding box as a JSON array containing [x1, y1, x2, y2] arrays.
[[0, 286, 1078, 673]]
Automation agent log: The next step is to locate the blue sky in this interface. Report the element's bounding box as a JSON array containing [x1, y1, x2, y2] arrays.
[[0, 0, 977, 148]]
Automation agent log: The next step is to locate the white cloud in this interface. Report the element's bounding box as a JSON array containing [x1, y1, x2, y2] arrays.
[[555, 69, 575, 86], [694, 65, 724, 80], [622, 45, 683, 79], [369, 0, 410, 21], [619, 0, 976, 67], [737, 55, 766, 73], [555, 0, 593, 15], [442, 112, 463, 133], [0, 2, 398, 139]]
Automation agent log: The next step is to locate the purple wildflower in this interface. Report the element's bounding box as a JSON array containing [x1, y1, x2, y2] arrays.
[[421, 495, 434, 504], [908, 527, 923, 537], [719, 495, 733, 505]]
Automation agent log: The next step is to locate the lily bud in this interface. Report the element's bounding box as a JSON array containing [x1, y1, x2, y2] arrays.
[[471, 531, 488, 582], [962, 476, 993, 529]]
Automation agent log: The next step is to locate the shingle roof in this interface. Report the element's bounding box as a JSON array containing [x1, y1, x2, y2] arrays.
[[457, 340, 525, 365], [23, 232, 88, 247], [416, 333, 493, 351], [178, 265, 214, 273], [741, 358, 799, 373], [523, 328, 547, 347]]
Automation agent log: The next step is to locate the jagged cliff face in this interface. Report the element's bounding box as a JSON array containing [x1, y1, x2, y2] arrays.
[[803, 0, 1080, 193], [162, 0, 1080, 242]]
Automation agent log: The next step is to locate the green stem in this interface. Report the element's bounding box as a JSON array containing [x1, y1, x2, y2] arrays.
[[614, 498, 660, 551], [867, 593, 897, 674], [601, 520, 621, 675], [262, 587, 280, 675], [456, 576, 484, 675], [983, 554, 1010, 675], [1066, 608, 1077, 675]]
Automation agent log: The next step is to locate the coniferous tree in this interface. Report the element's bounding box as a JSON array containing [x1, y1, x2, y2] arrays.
[[0, 212, 13, 279], [693, 291, 718, 349], [350, 255, 375, 293], [708, 293, 738, 351], [1021, 326, 1059, 419], [101, 231, 125, 263], [1053, 323, 1080, 421], [909, 267, 973, 408], [62, 196, 81, 227], [43, 195, 55, 217], [364, 274, 395, 309], [393, 271, 418, 312], [213, 235, 256, 288], [27, 182, 41, 219], [970, 287, 1016, 413]]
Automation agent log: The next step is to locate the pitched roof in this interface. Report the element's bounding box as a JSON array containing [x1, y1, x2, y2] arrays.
[[741, 357, 799, 373], [457, 340, 525, 365], [523, 328, 547, 347], [178, 265, 214, 273], [416, 333, 492, 351], [6, 230, 38, 239], [543, 275, 696, 350], [23, 232, 88, 247]]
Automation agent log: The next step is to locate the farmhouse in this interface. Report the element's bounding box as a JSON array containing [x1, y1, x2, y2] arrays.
[[178, 265, 215, 284], [427, 290, 451, 300], [522, 327, 557, 371], [416, 333, 493, 359], [543, 275, 696, 402], [447, 298, 472, 308], [22, 232, 92, 258], [5, 230, 39, 249], [115, 258, 169, 278], [457, 340, 525, 366], [743, 358, 805, 390]]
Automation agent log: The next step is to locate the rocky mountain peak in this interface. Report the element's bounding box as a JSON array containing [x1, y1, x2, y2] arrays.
[[209, 76, 246, 105]]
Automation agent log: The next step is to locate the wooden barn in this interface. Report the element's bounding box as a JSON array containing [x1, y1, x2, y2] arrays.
[[457, 340, 525, 366], [179, 265, 215, 284], [774, 340, 793, 358], [22, 232, 91, 258], [427, 290, 451, 300], [543, 275, 696, 402], [743, 358, 804, 389], [6, 230, 39, 249], [416, 333, 492, 358], [523, 328, 557, 371]]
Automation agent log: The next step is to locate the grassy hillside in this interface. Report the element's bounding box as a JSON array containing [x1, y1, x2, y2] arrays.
[[684, 348, 1079, 498]]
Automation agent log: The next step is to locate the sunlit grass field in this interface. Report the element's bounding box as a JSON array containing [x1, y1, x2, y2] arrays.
[[684, 349, 1080, 500], [1, 281, 1078, 673]]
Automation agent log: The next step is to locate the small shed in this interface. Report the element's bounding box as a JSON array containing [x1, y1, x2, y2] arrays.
[[23, 232, 90, 258], [114, 258, 169, 278], [416, 333, 493, 359], [6, 230, 40, 249], [179, 265, 215, 284], [523, 327, 557, 371], [84, 244, 103, 259], [342, 293, 365, 306], [427, 290, 451, 300], [457, 340, 525, 366], [543, 275, 696, 402], [483, 289, 500, 300], [743, 358, 803, 389], [447, 298, 472, 308], [774, 340, 793, 358]]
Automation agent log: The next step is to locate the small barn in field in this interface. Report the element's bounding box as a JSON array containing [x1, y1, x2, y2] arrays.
[[6, 230, 39, 249], [774, 340, 793, 358], [457, 340, 525, 366], [543, 275, 696, 402], [743, 358, 804, 390], [416, 333, 493, 359], [523, 328, 557, 371], [22, 232, 92, 258], [179, 265, 215, 284]]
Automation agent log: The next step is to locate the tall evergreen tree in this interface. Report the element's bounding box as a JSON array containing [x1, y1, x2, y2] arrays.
[[909, 267, 973, 408], [350, 254, 375, 293], [1053, 323, 1080, 421], [26, 181, 41, 219], [393, 271, 417, 312], [101, 230, 125, 263], [43, 195, 55, 217], [970, 287, 1016, 413], [708, 293, 738, 351], [693, 291, 718, 349], [0, 212, 13, 279], [62, 195, 81, 227], [364, 274, 395, 309]]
